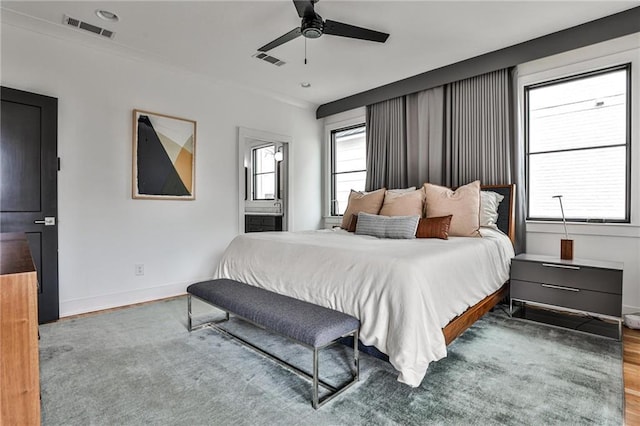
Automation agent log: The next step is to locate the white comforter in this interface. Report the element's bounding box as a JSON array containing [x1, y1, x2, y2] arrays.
[[214, 227, 514, 387]]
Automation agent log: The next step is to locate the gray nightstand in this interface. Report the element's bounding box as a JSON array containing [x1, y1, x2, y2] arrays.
[[510, 253, 623, 339]]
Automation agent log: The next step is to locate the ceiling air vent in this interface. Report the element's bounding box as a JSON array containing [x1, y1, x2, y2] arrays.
[[252, 52, 285, 67], [63, 15, 115, 39]]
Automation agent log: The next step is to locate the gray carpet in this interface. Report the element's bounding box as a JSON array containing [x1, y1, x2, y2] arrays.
[[39, 297, 623, 425]]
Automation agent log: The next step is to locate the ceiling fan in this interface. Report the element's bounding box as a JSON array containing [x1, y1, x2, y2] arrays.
[[257, 0, 390, 52]]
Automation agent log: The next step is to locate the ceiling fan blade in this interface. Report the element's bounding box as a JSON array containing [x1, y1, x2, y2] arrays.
[[293, 0, 316, 18], [258, 27, 302, 52], [323, 20, 389, 43]]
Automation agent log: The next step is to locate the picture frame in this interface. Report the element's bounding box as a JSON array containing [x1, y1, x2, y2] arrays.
[[132, 109, 196, 200]]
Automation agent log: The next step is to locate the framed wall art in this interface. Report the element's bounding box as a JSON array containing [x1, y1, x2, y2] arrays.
[[132, 109, 196, 200]]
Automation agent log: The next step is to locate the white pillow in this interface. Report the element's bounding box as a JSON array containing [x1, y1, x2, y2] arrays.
[[387, 186, 416, 194], [480, 191, 504, 229]]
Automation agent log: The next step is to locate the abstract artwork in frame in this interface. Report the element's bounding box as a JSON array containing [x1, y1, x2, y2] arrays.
[[132, 109, 196, 200]]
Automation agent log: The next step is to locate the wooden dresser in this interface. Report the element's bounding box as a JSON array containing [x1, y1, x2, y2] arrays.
[[1, 233, 41, 425]]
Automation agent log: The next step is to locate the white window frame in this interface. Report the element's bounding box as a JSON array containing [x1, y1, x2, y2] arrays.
[[330, 124, 367, 216], [524, 63, 631, 223], [247, 142, 279, 202], [518, 40, 640, 237], [322, 108, 366, 228]]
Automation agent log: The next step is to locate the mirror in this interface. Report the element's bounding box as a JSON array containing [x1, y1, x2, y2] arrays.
[[238, 128, 290, 233]]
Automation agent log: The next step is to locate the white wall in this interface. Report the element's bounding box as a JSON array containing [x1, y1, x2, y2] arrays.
[[518, 34, 640, 313], [1, 24, 322, 316]]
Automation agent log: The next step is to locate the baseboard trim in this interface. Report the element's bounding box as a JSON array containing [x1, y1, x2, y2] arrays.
[[59, 278, 210, 318], [57, 286, 640, 320], [623, 305, 640, 315]]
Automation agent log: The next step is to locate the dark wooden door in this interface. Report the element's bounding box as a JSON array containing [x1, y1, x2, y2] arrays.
[[1, 86, 59, 323]]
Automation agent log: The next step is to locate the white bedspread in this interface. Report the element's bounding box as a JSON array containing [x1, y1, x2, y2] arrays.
[[214, 227, 514, 387]]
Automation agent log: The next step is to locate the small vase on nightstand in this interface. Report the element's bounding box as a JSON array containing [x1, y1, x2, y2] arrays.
[[560, 239, 573, 260], [553, 195, 573, 260]]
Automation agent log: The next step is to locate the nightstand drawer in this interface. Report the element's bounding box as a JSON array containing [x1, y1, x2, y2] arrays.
[[511, 260, 622, 295], [511, 279, 622, 317]]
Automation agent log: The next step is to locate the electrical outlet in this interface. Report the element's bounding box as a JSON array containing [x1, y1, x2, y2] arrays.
[[135, 264, 144, 276]]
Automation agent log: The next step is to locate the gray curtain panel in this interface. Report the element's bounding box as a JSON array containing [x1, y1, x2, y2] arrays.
[[365, 97, 407, 191], [405, 87, 445, 187], [511, 67, 526, 254], [364, 67, 524, 252], [443, 67, 525, 252], [444, 69, 513, 188]]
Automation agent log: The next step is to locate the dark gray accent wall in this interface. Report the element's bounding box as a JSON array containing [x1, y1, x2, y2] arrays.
[[316, 6, 640, 119]]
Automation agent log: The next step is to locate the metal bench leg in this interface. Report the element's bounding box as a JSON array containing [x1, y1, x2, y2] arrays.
[[354, 330, 359, 380], [188, 294, 193, 331], [312, 330, 360, 409], [313, 348, 319, 409], [188, 294, 229, 332]]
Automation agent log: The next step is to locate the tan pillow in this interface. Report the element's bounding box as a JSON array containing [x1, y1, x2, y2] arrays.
[[423, 180, 481, 237], [340, 188, 386, 229], [416, 215, 452, 239], [379, 189, 424, 217]]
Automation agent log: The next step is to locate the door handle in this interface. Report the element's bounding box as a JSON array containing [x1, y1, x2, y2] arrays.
[[34, 217, 56, 226]]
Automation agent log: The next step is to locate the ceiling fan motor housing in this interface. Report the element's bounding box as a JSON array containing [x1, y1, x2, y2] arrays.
[[301, 14, 323, 38]]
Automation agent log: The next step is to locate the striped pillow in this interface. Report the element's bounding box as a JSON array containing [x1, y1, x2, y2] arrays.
[[355, 212, 420, 239]]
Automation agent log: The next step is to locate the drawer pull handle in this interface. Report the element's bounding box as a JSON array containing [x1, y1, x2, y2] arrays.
[[541, 284, 580, 292], [541, 263, 580, 271]]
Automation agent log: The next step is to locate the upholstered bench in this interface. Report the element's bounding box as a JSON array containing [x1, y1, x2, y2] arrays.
[[186, 278, 360, 409]]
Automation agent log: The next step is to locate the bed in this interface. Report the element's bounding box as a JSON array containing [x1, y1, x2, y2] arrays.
[[214, 184, 516, 387]]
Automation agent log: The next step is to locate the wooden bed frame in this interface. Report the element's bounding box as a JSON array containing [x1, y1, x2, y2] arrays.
[[442, 183, 516, 345], [443, 283, 509, 345]]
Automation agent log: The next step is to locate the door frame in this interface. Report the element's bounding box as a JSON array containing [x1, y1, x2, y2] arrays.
[[1, 86, 59, 323], [238, 127, 292, 233]]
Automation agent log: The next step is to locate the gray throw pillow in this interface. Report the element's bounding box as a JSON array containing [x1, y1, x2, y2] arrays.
[[355, 212, 420, 239]]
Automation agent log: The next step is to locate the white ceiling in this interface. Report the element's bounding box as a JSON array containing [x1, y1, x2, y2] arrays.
[[2, 1, 638, 109]]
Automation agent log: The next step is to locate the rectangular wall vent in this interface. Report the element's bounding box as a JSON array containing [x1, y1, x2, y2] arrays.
[[252, 52, 286, 67], [63, 15, 115, 39]]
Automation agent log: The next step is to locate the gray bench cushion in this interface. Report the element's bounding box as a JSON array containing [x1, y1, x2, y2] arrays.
[[187, 279, 360, 348]]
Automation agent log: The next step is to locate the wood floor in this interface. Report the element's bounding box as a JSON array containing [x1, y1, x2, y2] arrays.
[[625, 327, 640, 425]]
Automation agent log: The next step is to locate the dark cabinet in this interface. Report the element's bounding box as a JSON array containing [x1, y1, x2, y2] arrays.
[[245, 215, 283, 233]]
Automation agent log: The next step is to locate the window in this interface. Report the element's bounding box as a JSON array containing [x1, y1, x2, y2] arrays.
[[525, 65, 630, 222], [252, 145, 276, 200], [331, 125, 367, 215]]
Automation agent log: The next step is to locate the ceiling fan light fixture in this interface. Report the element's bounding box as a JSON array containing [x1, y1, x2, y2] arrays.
[[95, 9, 119, 22], [301, 15, 323, 39], [300, 82, 311, 88], [302, 27, 322, 39]]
